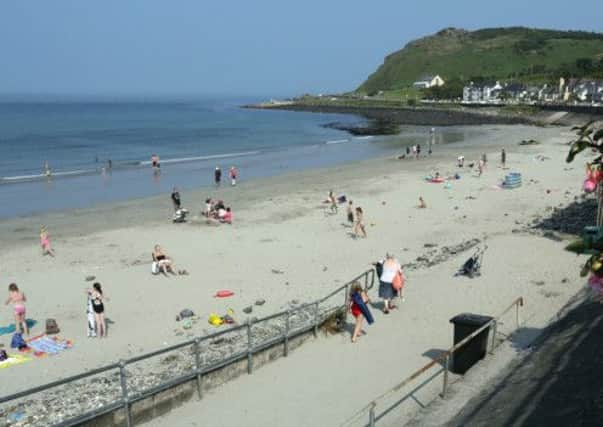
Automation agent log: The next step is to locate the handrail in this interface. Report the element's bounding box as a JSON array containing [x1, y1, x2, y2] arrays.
[[0, 267, 376, 426], [342, 296, 524, 426]]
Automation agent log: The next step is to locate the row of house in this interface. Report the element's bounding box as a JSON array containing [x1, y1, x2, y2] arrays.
[[462, 78, 603, 104]]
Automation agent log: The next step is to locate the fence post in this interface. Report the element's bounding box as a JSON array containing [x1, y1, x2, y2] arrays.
[[313, 302, 319, 337], [369, 402, 376, 427], [119, 360, 132, 427], [194, 338, 203, 399], [515, 301, 520, 328], [489, 320, 498, 355], [247, 320, 254, 374], [284, 310, 290, 357], [441, 354, 449, 398]]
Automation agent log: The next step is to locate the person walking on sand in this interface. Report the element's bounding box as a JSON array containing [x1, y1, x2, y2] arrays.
[[478, 158, 484, 177], [378, 253, 401, 314], [501, 148, 506, 168], [416, 143, 421, 158], [350, 281, 373, 343], [229, 166, 238, 186], [353, 207, 367, 238], [5, 283, 28, 335], [87, 282, 106, 338], [328, 191, 338, 214], [214, 167, 222, 187], [40, 226, 55, 257], [418, 196, 427, 209], [346, 200, 354, 226], [171, 187, 181, 212]]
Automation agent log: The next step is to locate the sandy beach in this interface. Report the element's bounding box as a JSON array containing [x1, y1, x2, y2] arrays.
[[0, 124, 592, 424]]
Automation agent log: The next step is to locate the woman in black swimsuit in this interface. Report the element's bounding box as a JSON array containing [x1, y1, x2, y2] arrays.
[[88, 282, 106, 338], [153, 244, 176, 274]]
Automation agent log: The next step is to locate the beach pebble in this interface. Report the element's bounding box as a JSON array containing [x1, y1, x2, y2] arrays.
[[254, 299, 265, 306], [271, 269, 284, 274], [85, 275, 96, 282], [243, 306, 253, 314]]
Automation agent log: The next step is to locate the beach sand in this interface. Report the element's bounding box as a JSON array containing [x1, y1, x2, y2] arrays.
[[0, 124, 590, 424]]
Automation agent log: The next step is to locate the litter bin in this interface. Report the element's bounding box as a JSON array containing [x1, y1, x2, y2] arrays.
[[449, 313, 493, 374]]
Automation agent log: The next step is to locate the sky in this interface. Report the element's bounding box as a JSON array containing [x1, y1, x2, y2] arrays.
[[0, 0, 601, 98]]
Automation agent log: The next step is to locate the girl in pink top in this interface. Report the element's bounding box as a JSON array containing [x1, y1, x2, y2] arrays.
[[5, 283, 28, 335], [40, 226, 55, 257]]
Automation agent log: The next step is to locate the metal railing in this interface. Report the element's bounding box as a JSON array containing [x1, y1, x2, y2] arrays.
[[0, 269, 376, 427], [342, 296, 525, 427]]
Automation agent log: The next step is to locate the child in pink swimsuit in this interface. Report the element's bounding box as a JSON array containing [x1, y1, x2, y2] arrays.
[[5, 283, 29, 335], [40, 226, 55, 257]]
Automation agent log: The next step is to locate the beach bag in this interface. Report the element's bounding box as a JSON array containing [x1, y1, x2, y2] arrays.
[[392, 271, 405, 291], [46, 318, 60, 335], [0, 349, 7, 362], [11, 333, 27, 349], [151, 262, 160, 274]]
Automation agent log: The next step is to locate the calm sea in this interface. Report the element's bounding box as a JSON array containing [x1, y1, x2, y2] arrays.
[[0, 97, 470, 218]]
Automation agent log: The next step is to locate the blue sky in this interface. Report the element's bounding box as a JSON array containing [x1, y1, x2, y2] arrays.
[[0, 0, 601, 97]]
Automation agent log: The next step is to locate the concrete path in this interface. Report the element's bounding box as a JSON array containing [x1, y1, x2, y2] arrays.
[[143, 234, 582, 427], [444, 295, 603, 427]]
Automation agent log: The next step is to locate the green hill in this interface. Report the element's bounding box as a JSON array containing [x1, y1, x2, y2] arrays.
[[358, 27, 603, 94]]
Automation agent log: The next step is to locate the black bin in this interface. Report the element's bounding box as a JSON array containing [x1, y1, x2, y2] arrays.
[[449, 313, 493, 374]]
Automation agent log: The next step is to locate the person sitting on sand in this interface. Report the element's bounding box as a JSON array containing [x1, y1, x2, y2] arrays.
[[418, 197, 427, 209], [87, 282, 106, 338], [350, 281, 371, 343], [457, 155, 465, 168], [220, 207, 233, 224], [353, 207, 367, 238], [40, 226, 55, 257], [204, 198, 214, 217], [153, 244, 176, 275], [5, 283, 28, 335], [379, 253, 401, 314]]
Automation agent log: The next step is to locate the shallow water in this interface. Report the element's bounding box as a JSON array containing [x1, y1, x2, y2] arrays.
[[0, 98, 477, 218]]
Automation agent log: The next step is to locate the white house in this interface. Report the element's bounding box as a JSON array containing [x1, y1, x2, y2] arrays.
[[462, 81, 503, 103], [413, 74, 445, 89]]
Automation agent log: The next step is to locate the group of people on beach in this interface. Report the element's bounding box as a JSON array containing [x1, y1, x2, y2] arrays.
[[204, 198, 233, 224], [327, 192, 367, 238], [214, 166, 238, 187]]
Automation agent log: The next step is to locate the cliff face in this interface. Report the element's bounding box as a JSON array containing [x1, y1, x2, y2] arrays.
[[358, 27, 603, 94]]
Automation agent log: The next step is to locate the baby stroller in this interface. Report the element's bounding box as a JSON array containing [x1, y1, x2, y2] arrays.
[[456, 245, 487, 278], [172, 208, 189, 223]]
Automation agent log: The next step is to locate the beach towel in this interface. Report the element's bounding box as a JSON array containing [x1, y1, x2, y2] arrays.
[[27, 335, 72, 356], [0, 319, 37, 336], [351, 293, 374, 325], [0, 354, 31, 369]]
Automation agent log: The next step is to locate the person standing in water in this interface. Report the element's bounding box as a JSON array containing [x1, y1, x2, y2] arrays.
[[5, 283, 28, 335], [43, 160, 51, 178], [214, 167, 222, 187], [229, 166, 238, 186]]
